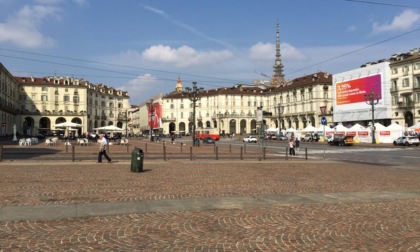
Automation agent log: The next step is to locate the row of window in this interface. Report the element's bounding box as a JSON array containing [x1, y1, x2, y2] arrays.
[[165, 103, 320, 120], [392, 93, 420, 105], [392, 63, 420, 74], [167, 92, 329, 109]]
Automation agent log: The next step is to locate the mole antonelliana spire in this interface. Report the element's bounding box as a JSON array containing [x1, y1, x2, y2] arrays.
[[271, 20, 287, 87]]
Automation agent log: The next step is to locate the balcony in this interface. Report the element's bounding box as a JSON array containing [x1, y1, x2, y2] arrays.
[[18, 110, 88, 116], [162, 117, 176, 122], [398, 101, 414, 108], [117, 115, 130, 121]]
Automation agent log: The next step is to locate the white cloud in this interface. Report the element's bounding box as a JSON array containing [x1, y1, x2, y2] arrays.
[[249, 42, 273, 61], [372, 9, 420, 34], [141, 4, 233, 49], [249, 42, 306, 62], [282, 43, 307, 61], [119, 74, 160, 102], [141, 45, 234, 68], [0, 4, 60, 48]]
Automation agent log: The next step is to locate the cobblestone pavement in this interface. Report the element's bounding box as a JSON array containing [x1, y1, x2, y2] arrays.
[[0, 159, 419, 251]]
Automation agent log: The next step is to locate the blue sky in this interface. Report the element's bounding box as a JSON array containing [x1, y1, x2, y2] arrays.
[[1, 0, 419, 104]]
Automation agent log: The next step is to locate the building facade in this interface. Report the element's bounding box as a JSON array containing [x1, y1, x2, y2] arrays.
[[160, 71, 333, 136], [14, 76, 130, 137], [0, 63, 20, 137], [389, 48, 420, 129]]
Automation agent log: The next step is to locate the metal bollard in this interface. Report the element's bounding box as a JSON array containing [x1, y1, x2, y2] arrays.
[[127, 143, 129, 153], [163, 145, 167, 161], [305, 148, 308, 160], [244, 143, 246, 153], [240, 146, 243, 160], [190, 146, 193, 161], [286, 147, 288, 160], [0, 145, 3, 162], [230, 144, 232, 153], [263, 147, 266, 160], [145, 143, 148, 153], [72, 145, 75, 162], [66, 143, 68, 153], [181, 143, 183, 153], [216, 146, 218, 160]]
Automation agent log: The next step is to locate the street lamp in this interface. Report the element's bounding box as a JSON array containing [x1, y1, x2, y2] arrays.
[[148, 99, 154, 142], [125, 110, 128, 138], [217, 112, 223, 135], [364, 90, 380, 144], [185, 82, 203, 146], [277, 103, 284, 130]]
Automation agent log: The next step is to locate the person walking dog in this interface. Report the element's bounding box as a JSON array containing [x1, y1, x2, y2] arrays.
[[98, 134, 112, 163]]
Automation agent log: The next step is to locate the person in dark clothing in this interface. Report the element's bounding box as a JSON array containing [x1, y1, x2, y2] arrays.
[[294, 138, 300, 155]]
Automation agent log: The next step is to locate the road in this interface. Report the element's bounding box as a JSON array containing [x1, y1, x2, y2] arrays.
[[1, 137, 419, 169], [210, 138, 420, 168]]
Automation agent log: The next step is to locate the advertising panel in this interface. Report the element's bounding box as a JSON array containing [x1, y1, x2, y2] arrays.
[[336, 74, 382, 106], [333, 62, 391, 123]]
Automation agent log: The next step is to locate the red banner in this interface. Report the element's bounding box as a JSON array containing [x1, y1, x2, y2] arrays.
[[148, 102, 162, 129], [380, 131, 390, 136], [358, 131, 369, 136]]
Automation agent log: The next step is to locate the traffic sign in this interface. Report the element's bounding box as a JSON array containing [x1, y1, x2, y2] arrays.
[[320, 106, 327, 115], [321, 116, 327, 126]]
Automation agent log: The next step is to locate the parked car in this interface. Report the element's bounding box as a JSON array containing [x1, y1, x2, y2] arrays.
[[243, 136, 258, 143], [301, 133, 319, 142], [202, 137, 215, 144], [277, 134, 288, 141], [328, 134, 354, 146], [393, 136, 420, 146]]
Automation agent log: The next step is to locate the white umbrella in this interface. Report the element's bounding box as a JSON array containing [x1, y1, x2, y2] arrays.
[[96, 125, 123, 131], [55, 122, 82, 143], [55, 122, 82, 128]]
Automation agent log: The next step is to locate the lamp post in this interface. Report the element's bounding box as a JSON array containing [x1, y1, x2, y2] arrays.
[[364, 90, 380, 144], [218, 112, 223, 135], [125, 110, 128, 138], [185, 82, 203, 146], [277, 103, 284, 131], [148, 99, 154, 142]]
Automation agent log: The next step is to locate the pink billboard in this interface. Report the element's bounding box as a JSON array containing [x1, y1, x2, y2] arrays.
[[336, 74, 382, 106]]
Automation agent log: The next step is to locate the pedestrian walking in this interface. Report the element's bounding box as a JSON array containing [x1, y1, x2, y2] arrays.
[[295, 138, 300, 155], [289, 139, 295, 156], [98, 134, 112, 163]]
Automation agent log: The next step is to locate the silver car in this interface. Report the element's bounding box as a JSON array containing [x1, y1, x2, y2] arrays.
[[393, 136, 420, 146]]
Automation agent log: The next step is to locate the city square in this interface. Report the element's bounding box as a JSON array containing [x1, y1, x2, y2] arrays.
[[0, 138, 419, 251], [1, 1, 420, 251]]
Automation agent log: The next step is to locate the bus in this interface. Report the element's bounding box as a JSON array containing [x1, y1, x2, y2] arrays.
[[195, 128, 220, 141]]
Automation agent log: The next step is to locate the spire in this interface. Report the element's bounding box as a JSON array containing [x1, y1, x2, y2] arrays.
[[175, 75, 183, 93], [271, 20, 286, 87]]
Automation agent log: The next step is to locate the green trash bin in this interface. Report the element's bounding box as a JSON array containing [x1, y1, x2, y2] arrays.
[[131, 148, 144, 172]]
